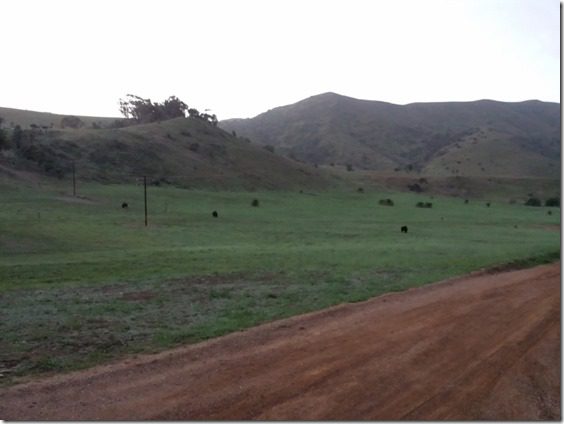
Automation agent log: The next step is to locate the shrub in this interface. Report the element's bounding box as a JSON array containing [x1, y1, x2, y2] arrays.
[[188, 142, 200, 152], [416, 202, 432, 208], [60, 116, 85, 129], [263, 145, 275, 153], [525, 197, 542, 207], [346, 164, 353, 172], [0, 128, 9, 150], [357, 187, 364, 193], [251, 199, 259, 207], [408, 183, 423, 193], [378, 199, 394, 206], [545, 197, 560, 207]]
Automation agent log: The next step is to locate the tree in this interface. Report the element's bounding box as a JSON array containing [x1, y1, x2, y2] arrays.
[[119, 94, 188, 123], [0, 117, 7, 150], [12, 125, 23, 148]]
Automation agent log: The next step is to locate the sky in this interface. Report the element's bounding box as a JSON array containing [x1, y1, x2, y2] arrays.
[[1, 0, 560, 119]]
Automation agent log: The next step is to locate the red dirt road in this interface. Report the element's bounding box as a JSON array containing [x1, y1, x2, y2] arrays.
[[0, 263, 560, 420]]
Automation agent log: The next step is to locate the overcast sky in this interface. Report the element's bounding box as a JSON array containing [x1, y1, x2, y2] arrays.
[[1, 0, 559, 119]]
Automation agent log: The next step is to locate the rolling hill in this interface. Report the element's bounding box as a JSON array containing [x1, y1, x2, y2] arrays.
[[220, 93, 561, 179], [0, 107, 120, 130], [0, 115, 337, 190]]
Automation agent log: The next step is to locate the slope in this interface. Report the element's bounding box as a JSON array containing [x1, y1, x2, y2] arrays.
[[220, 93, 560, 178], [0, 116, 336, 190], [0, 107, 119, 129]]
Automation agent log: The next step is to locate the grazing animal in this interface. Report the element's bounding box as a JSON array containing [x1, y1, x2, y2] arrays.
[[486, 202, 491, 207], [548, 210, 552, 215], [401, 225, 408, 233], [121, 202, 128, 209], [212, 211, 218, 218]]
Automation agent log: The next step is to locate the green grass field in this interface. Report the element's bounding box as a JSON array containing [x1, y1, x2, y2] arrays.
[[0, 181, 560, 384]]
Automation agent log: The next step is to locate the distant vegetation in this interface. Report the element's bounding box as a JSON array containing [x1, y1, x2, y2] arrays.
[[523, 196, 560, 208], [220, 92, 560, 178], [545, 197, 560, 207], [119, 94, 218, 126]]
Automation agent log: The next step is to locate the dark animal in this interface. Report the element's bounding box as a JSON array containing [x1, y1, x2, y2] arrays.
[[401, 226, 408, 233], [212, 211, 218, 218], [121, 202, 128, 209], [548, 210, 552, 215], [486, 202, 491, 207]]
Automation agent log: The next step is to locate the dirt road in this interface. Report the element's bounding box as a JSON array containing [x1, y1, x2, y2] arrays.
[[0, 263, 560, 420]]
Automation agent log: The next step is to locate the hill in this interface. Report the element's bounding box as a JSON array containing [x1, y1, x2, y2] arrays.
[[0, 106, 119, 130], [220, 93, 561, 179], [0, 116, 336, 190]]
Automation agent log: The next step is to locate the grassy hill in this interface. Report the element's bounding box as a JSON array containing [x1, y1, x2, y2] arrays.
[[220, 93, 561, 178], [0, 107, 119, 129], [0, 116, 338, 190]]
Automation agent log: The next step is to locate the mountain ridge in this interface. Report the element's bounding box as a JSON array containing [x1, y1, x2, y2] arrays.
[[220, 93, 560, 178]]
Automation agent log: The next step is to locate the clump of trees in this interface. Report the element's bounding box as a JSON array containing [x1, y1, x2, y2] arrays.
[[119, 94, 217, 126]]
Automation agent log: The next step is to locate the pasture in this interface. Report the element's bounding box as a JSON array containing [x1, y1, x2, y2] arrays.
[[0, 181, 559, 384]]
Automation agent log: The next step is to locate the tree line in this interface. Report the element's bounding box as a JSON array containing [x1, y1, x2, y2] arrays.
[[118, 94, 218, 126]]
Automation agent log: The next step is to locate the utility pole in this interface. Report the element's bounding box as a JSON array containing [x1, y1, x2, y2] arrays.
[[72, 162, 76, 197], [144, 176, 148, 227]]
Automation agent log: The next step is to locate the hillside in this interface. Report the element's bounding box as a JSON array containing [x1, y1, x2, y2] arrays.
[[0, 116, 336, 190], [220, 93, 561, 178], [0, 107, 119, 129]]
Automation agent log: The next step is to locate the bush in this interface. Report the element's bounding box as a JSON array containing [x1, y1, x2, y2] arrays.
[[545, 197, 560, 207], [416, 202, 432, 208], [378, 199, 394, 206], [525, 197, 542, 207], [188, 142, 200, 152], [407, 183, 423, 193], [0, 128, 9, 150], [60, 116, 85, 129], [357, 187, 364, 193], [251, 199, 259, 207], [346, 164, 353, 172]]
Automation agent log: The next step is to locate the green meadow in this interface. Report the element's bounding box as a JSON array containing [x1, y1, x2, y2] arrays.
[[0, 181, 559, 383]]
